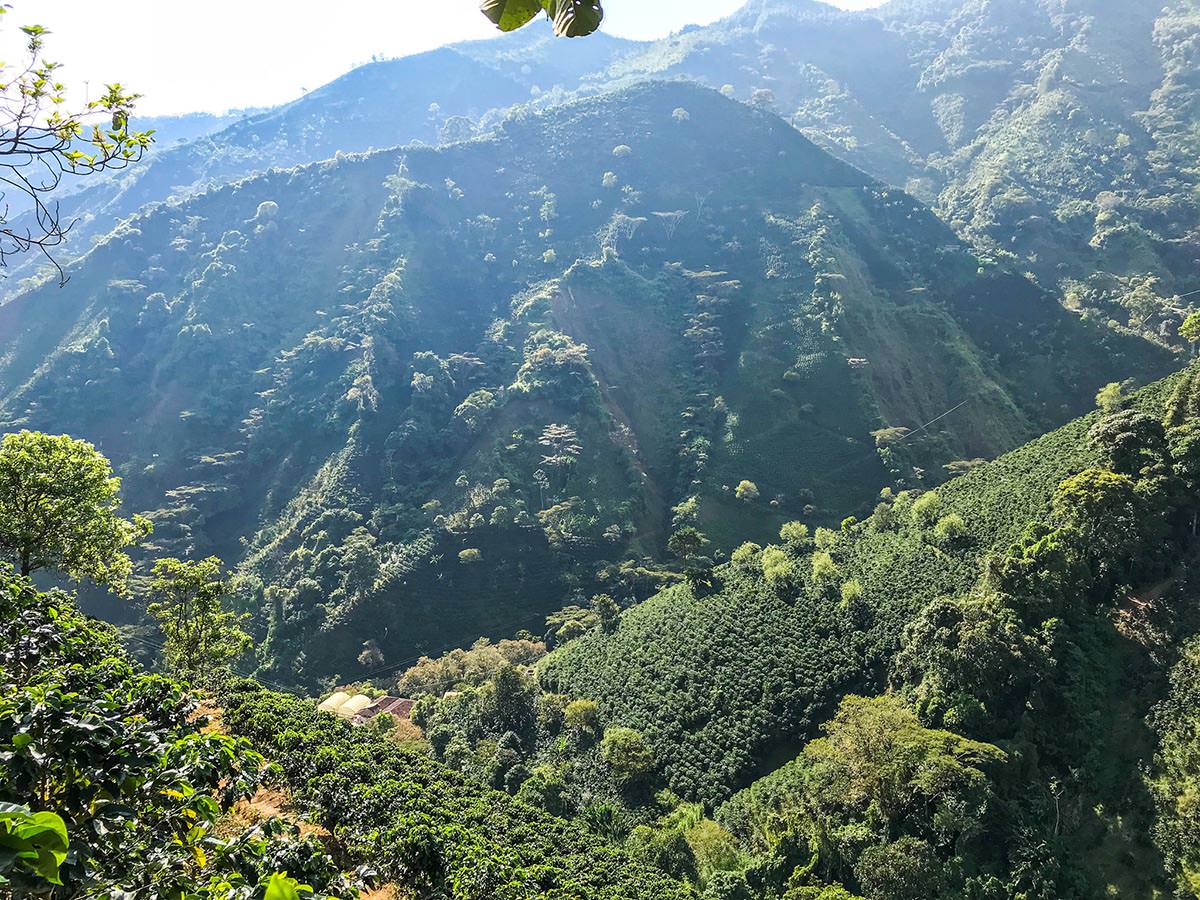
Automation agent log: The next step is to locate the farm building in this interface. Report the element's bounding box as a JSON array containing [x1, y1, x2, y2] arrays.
[[317, 692, 415, 725]]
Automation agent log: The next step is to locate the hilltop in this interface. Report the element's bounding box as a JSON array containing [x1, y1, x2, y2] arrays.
[[8, 0, 1197, 347], [0, 26, 637, 302]]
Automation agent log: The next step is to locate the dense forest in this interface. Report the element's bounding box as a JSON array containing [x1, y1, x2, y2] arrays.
[[4, 1, 1200, 898]]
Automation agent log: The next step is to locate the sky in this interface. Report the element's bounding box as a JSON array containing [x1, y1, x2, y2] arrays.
[[1, 0, 886, 117]]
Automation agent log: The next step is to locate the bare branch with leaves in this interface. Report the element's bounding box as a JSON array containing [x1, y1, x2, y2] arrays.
[[0, 10, 153, 282]]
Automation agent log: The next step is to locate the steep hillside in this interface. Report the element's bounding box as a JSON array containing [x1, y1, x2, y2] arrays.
[[0, 26, 637, 303], [602, 0, 1200, 344], [11, 0, 1197, 343], [1, 571, 694, 900], [0, 82, 1170, 685], [541, 366, 1189, 805]]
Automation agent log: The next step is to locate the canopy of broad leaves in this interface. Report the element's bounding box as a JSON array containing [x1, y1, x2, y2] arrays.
[[480, 0, 603, 37]]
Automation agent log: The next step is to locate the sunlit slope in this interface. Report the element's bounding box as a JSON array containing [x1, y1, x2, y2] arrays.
[[0, 81, 1171, 683], [541, 367, 1187, 805]]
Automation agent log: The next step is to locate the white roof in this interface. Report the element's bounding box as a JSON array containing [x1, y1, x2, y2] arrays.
[[335, 695, 373, 718], [318, 691, 352, 713]]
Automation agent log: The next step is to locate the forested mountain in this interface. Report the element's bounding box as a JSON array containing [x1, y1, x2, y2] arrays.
[[0, 28, 637, 302], [542, 367, 1189, 803], [0, 81, 1167, 684], [605, 0, 1200, 343], [528, 362, 1200, 899], [12, 359, 1200, 898], [9, 0, 1197, 347]]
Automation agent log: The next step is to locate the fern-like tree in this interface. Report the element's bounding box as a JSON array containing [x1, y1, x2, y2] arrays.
[[148, 556, 250, 676], [0, 12, 153, 279], [0, 431, 151, 591], [539, 423, 582, 492]]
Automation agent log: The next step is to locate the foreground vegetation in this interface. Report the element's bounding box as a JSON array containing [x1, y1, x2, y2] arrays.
[[0, 573, 357, 898]]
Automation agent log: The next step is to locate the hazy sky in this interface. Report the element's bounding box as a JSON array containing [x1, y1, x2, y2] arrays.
[[2, 0, 885, 116]]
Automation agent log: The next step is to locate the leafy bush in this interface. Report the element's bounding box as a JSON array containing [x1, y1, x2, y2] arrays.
[[602, 727, 656, 786], [0, 570, 356, 898]]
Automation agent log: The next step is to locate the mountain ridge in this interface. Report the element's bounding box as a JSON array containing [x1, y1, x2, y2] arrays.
[[1, 79, 1170, 683]]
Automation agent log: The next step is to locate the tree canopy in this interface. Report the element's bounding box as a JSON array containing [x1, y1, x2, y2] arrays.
[[0, 431, 150, 592], [147, 556, 251, 676]]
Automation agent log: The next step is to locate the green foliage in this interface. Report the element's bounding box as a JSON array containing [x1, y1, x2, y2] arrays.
[[219, 679, 692, 899], [783, 887, 864, 900], [735, 481, 760, 503], [546, 602, 601, 645], [1151, 635, 1200, 898], [0, 13, 153, 275], [148, 556, 250, 677], [480, 0, 604, 38], [730, 542, 762, 568], [564, 698, 600, 732], [1050, 468, 1142, 580], [838, 579, 863, 608], [8, 8, 1200, 896], [628, 822, 698, 883], [0, 803, 68, 888], [542, 368, 1188, 807], [720, 695, 1005, 900], [809, 551, 838, 586], [0, 571, 353, 897], [669, 526, 709, 560], [454, 389, 499, 432], [1182, 312, 1200, 345], [0, 431, 151, 591], [1165, 370, 1200, 430], [779, 522, 811, 551], [813, 528, 837, 551], [1087, 410, 1169, 477], [891, 595, 1053, 737], [761, 546, 799, 593], [933, 513, 967, 545], [1095, 381, 1125, 413], [592, 592, 621, 633], [602, 726, 656, 786], [910, 491, 942, 527], [398, 637, 546, 697], [265, 873, 309, 900]]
